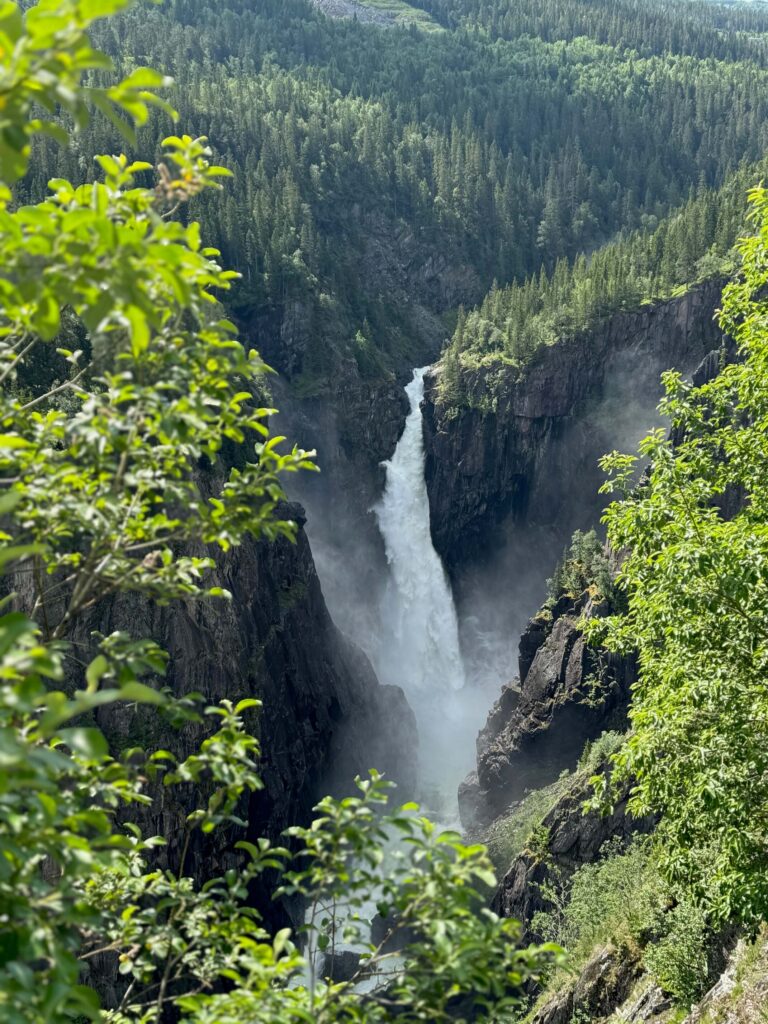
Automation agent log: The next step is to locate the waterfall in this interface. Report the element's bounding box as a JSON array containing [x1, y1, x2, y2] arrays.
[[374, 367, 468, 820]]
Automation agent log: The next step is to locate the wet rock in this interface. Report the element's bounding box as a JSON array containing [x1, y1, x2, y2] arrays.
[[519, 616, 552, 682], [457, 772, 487, 832], [371, 911, 418, 954], [460, 592, 635, 827], [477, 684, 521, 759]]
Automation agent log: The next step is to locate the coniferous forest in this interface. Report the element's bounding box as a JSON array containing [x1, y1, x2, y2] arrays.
[[20, 0, 768, 386], [3, 0, 768, 1022]]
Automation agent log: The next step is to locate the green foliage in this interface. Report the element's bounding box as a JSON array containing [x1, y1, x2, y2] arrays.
[[586, 188, 768, 926], [1, 140, 315, 635], [417, 0, 768, 61], [546, 530, 613, 605], [439, 163, 753, 399], [22, 0, 768, 389], [99, 773, 557, 1024], [643, 900, 710, 1005], [0, 3, 556, 1021], [532, 839, 662, 960], [0, 0, 171, 185], [531, 836, 710, 1008], [576, 731, 625, 774]]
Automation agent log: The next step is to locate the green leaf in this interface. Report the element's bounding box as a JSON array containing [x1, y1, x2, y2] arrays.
[[59, 728, 109, 760], [85, 655, 108, 691], [125, 306, 150, 357], [118, 682, 165, 705], [234, 698, 261, 714]]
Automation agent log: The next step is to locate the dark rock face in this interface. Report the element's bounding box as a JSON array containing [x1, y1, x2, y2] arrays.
[[271, 363, 410, 659], [321, 950, 363, 983], [91, 503, 417, 921], [460, 591, 635, 827], [423, 279, 727, 573], [622, 985, 673, 1022]]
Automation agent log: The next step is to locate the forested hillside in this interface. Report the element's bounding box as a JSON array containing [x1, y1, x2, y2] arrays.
[[414, 0, 768, 59], [19, 0, 768, 389], [438, 158, 761, 401]]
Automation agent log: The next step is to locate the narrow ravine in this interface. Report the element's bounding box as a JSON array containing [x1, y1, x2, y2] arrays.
[[374, 367, 483, 825]]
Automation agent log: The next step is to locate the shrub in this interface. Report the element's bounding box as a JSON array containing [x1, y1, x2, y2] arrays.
[[546, 530, 613, 605], [532, 838, 663, 960], [578, 731, 626, 774], [643, 899, 710, 1005]]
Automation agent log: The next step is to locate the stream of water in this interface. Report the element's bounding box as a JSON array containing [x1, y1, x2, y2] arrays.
[[374, 367, 480, 826]]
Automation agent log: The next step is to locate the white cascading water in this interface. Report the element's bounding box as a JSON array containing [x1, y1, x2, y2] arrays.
[[304, 368, 486, 980], [374, 367, 470, 823]]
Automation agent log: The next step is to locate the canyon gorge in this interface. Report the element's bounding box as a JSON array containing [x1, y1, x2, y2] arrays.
[[6, 0, 768, 1019]]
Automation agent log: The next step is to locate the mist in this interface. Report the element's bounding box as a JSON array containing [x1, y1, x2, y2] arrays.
[[273, 344, 678, 825]]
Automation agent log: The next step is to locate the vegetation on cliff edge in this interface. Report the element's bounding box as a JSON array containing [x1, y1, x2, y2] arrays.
[[589, 189, 768, 928]]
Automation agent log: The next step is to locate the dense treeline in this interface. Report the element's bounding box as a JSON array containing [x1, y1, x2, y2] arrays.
[[18, 0, 768, 387], [440, 160, 760, 393], [414, 0, 768, 61]]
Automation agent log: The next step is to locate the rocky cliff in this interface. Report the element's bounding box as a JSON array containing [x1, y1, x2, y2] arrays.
[[90, 504, 416, 918], [459, 586, 635, 827], [423, 279, 727, 574]]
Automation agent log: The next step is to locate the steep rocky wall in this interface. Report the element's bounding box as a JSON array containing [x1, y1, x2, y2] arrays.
[[460, 588, 635, 827], [88, 504, 416, 918], [271, 364, 409, 657], [423, 279, 727, 573]]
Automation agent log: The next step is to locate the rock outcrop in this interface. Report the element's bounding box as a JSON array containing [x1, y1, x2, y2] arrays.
[[530, 945, 642, 1024], [492, 771, 654, 940], [423, 279, 727, 573], [460, 589, 635, 827]]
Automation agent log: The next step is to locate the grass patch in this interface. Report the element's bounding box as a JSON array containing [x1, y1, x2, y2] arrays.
[[483, 773, 573, 876], [483, 732, 626, 877]]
